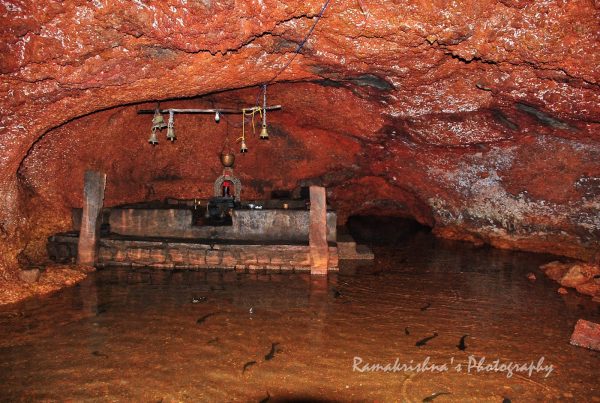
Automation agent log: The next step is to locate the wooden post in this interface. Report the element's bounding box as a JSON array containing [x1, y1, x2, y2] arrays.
[[309, 186, 329, 275], [77, 171, 106, 265]]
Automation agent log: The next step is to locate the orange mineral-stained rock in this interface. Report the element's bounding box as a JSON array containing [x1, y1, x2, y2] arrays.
[[1, 0, 600, 304], [570, 319, 600, 352]]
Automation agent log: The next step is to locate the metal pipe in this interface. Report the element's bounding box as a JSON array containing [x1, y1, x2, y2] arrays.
[[137, 105, 282, 114]]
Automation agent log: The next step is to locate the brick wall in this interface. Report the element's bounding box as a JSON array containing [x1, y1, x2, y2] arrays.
[[48, 234, 338, 272]]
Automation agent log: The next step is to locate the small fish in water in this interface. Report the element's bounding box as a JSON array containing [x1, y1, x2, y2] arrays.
[[457, 335, 468, 351], [264, 342, 280, 361], [197, 313, 217, 325], [95, 302, 110, 315], [242, 360, 257, 373], [420, 302, 431, 311], [502, 398, 512, 403], [422, 391, 451, 402], [259, 391, 271, 403], [92, 351, 108, 358], [192, 296, 207, 304], [207, 337, 219, 345], [332, 288, 342, 298], [416, 332, 438, 347], [405, 327, 410, 336]]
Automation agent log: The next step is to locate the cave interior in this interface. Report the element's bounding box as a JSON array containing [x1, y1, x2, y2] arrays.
[[0, 0, 599, 400]]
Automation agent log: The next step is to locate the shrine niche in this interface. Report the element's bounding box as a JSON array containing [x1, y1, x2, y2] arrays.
[[214, 167, 242, 202]]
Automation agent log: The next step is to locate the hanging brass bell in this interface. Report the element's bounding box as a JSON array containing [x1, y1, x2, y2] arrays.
[[240, 140, 248, 153], [152, 109, 167, 130], [220, 152, 235, 167], [259, 124, 269, 140], [148, 129, 159, 145], [166, 126, 176, 141]]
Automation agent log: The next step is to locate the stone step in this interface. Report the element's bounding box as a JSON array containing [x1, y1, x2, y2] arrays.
[[337, 237, 374, 260]]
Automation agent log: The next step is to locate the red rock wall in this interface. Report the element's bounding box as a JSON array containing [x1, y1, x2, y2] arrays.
[[1, 0, 600, 291]]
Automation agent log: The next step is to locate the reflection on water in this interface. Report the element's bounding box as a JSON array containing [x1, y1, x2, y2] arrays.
[[0, 231, 599, 402]]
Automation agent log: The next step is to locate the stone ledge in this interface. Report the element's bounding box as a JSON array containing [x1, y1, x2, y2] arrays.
[[49, 235, 338, 272]]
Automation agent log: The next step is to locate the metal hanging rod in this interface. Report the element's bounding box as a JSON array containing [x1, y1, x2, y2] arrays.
[[137, 105, 282, 114]]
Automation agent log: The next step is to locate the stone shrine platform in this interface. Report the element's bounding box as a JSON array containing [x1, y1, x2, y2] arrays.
[[48, 233, 339, 272]]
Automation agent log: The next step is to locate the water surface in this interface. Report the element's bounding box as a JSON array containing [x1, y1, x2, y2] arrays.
[[1, 231, 599, 402]]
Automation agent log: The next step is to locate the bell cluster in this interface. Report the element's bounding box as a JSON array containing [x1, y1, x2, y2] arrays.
[[148, 86, 276, 153]]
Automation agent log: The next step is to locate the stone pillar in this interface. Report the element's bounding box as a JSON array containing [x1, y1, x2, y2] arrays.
[[77, 171, 106, 265], [309, 186, 329, 275]]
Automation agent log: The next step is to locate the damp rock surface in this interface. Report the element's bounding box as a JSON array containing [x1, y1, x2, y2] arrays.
[[0, 0, 599, 300]]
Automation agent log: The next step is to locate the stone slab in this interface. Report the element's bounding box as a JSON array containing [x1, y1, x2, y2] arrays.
[[107, 206, 336, 243], [570, 319, 600, 351]]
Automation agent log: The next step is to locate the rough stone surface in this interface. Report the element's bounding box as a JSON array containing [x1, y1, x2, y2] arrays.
[[575, 280, 600, 297], [541, 261, 600, 296], [18, 268, 41, 284], [1, 0, 600, 302], [558, 264, 600, 288], [540, 261, 572, 282], [570, 319, 600, 351]]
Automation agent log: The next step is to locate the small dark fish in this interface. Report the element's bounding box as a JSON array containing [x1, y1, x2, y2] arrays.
[[95, 303, 110, 315], [197, 313, 217, 325], [332, 288, 342, 298], [264, 342, 280, 361], [207, 337, 219, 345], [405, 327, 410, 336], [259, 391, 271, 403], [457, 335, 468, 351], [502, 398, 512, 403], [242, 360, 257, 373], [420, 302, 431, 311], [422, 391, 451, 402], [416, 332, 438, 347], [192, 296, 207, 304], [92, 351, 108, 358]]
